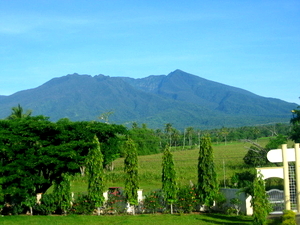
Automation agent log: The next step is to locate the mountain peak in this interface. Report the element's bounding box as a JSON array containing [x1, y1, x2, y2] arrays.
[[0, 70, 296, 129]]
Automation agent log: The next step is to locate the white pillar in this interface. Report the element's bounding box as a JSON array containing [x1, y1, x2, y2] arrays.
[[282, 144, 291, 210], [294, 143, 300, 212]]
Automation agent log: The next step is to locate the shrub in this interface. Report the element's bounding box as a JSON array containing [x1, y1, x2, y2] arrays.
[[105, 192, 126, 214], [33, 194, 57, 215], [176, 186, 199, 213], [281, 210, 296, 225], [143, 190, 164, 214], [71, 194, 95, 215], [214, 192, 226, 212]]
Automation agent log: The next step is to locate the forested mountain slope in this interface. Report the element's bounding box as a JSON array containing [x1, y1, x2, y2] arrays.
[[0, 70, 296, 129]]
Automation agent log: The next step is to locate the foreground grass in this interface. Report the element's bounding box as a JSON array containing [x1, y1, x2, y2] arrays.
[[1, 213, 254, 225]]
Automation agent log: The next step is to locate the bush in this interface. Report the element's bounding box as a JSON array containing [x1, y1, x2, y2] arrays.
[[142, 190, 164, 214], [71, 194, 95, 215], [105, 192, 126, 214], [281, 210, 296, 225], [33, 194, 57, 215], [176, 186, 199, 213]]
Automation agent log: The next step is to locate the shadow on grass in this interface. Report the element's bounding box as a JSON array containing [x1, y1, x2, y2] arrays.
[[196, 213, 253, 225]]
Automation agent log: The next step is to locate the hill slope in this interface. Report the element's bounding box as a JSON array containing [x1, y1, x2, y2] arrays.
[[0, 70, 296, 129]]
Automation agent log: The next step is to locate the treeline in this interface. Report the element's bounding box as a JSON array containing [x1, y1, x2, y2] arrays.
[[129, 122, 291, 155]]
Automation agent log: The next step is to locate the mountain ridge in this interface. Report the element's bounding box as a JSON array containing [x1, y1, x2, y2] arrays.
[[0, 70, 296, 130]]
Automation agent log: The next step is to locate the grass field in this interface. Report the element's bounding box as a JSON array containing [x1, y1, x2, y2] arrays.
[[69, 138, 273, 194], [1, 213, 255, 225]]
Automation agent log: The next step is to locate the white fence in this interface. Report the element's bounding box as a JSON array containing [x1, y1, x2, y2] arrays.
[[220, 188, 253, 215]]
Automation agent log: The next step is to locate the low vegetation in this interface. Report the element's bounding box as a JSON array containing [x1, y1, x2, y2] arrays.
[[1, 104, 299, 224]]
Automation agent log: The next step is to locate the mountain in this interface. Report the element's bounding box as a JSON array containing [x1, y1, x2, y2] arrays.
[[0, 70, 297, 130]]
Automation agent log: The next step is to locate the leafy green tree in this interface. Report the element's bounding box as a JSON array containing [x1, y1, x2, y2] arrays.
[[86, 135, 105, 215], [6, 104, 32, 120], [124, 138, 139, 214], [252, 173, 272, 225], [0, 116, 127, 212], [290, 106, 300, 142], [197, 136, 218, 207], [129, 123, 161, 155], [162, 145, 177, 214], [243, 135, 287, 167]]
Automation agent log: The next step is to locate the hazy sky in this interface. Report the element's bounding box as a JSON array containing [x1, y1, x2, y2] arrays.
[[0, 1, 299, 104]]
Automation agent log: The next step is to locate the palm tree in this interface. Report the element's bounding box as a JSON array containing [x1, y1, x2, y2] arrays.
[[164, 123, 173, 146], [7, 104, 32, 120]]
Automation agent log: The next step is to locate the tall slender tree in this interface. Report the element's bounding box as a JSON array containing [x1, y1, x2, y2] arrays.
[[87, 135, 105, 215], [162, 145, 177, 214], [164, 123, 173, 146], [252, 172, 272, 225], [53, 173, 71, 214], [124, 138, 139, 214], [197, 136, 218, 207]]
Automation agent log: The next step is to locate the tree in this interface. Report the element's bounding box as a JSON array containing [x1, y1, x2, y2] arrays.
[[290, 105, 300, 143], [186, 127, 194, 147], [53, 173, 71, 214], [0, 116, 127, 212], [243, 135, 287, 167], [162, 145, 177, 214], [87, 136, 105, 215], [124, 138, 139, 214], [197, 136, 218, 207], [164, 123, 173, 146], [129, 124, 161, 156], [252, 173, 272, 225], [6, 104, 32, 120], [98, 111, 114, 124]]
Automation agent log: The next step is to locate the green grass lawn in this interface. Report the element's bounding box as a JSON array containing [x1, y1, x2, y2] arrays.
[[1, 213, 254, 225]]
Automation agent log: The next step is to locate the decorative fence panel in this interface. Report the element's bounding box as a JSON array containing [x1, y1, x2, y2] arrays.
[[266, 189, 284, 214]]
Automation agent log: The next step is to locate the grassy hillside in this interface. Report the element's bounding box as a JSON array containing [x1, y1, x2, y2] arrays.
[[69, 138, 284, 194]]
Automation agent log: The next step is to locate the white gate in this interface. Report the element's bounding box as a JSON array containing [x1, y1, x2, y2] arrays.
[[266, 189, 284, 214]]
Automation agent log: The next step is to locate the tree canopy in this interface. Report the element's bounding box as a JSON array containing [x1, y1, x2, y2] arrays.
[[0, 116, 127, 206], [290, 106, 300, 143]]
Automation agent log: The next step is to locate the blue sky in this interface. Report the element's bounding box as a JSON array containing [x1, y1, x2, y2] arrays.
[[0, 0, 299, 103]]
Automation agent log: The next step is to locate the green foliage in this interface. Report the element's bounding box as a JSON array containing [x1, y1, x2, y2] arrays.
[[129, 124, 161, 155], [197, 136, 218, 207], [265, 134, 288, 150], [290, 106, 300, 143], [53, 173, 72, 214], [124, 138, 139, 206], [6, 104, 32, 120], [162, 145, 177, 201], [243, 145, 269, 167], [176, 186, 199, 213], [0, 116, 127, 211], [142, 190, 164, 214], [243, 135, 287, 167], [34, 194, 57, 215], [230, 170, 256, 196], [86, 136, 105, 210], [105, 192, 127, 214], [252, 173, 272, 225], [162, 145, 177, 214], [229, 198, 242, 215], [71, 194, 95, 215], [281, 210, 297, 225]]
